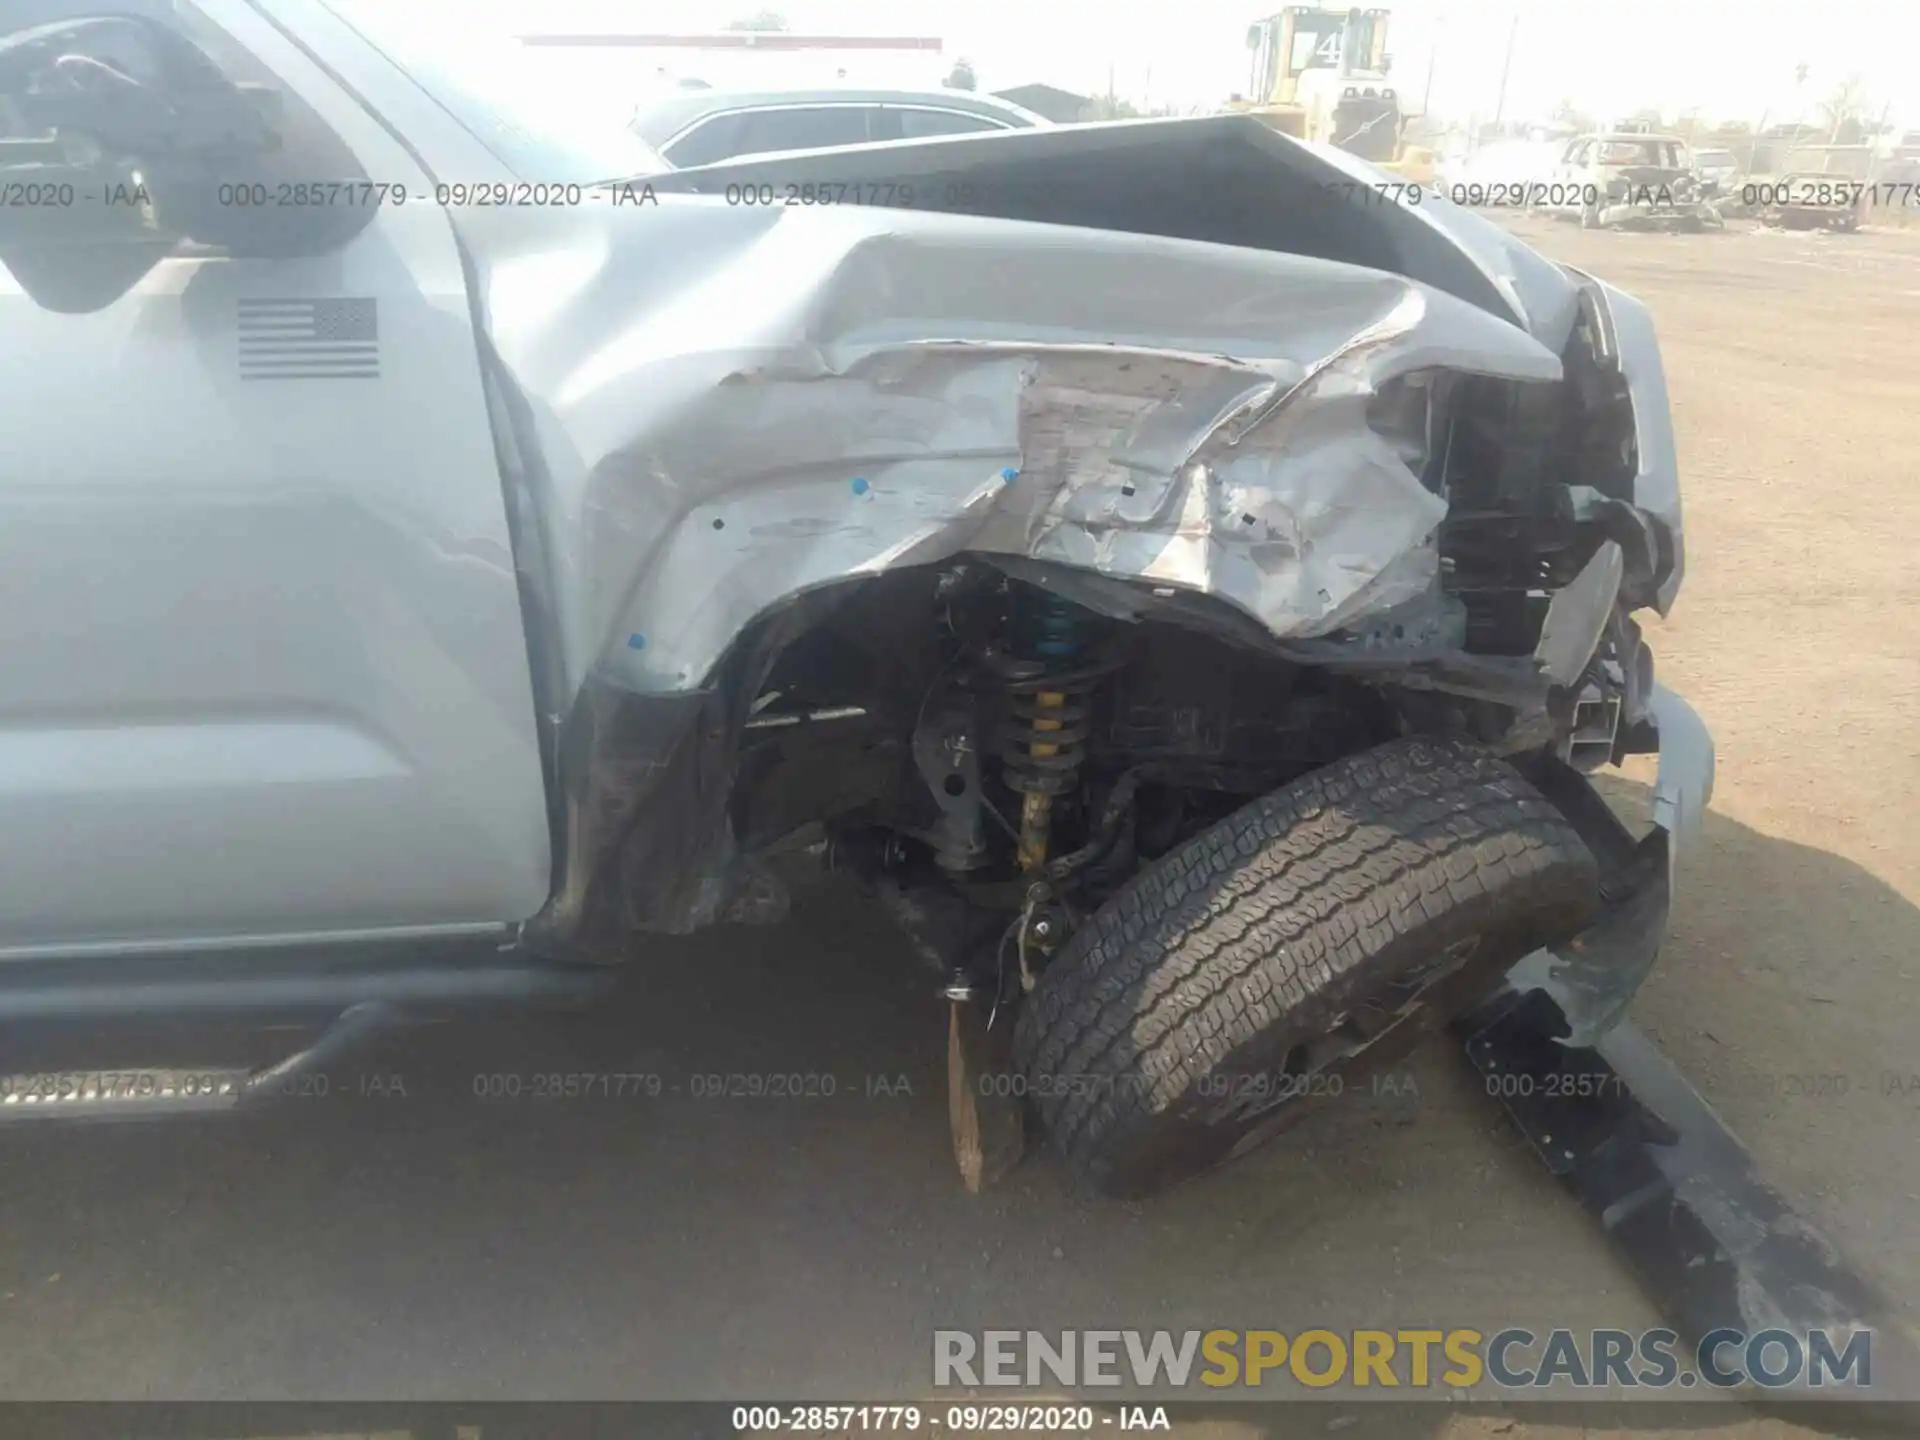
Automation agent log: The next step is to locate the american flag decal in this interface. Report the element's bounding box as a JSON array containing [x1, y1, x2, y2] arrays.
[[237, 297, 380, 379]]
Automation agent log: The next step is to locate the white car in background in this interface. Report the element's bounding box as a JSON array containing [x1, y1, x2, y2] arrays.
[[1693, 146, 1740, 191], [626, 86, 1048, 168]]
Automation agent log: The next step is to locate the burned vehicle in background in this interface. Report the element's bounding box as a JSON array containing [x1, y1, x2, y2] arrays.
[[1742, 145, 1880, 231], [1542, 129, 1724, 230], [0, 0, 1708, 1208]]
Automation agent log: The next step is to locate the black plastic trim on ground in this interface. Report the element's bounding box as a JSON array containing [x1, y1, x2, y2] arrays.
[[1458, 984, 1920, 1420]]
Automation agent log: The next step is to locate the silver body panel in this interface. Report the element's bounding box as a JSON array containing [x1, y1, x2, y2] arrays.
[[0, 0, 550, 956], [0, 0, 1696, 962]]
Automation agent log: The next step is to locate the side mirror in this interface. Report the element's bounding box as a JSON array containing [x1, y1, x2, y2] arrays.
[[1, 14, 370, 310]]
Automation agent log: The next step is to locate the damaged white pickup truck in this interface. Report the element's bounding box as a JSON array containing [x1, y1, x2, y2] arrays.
[[0, 0, 1717, 1207]]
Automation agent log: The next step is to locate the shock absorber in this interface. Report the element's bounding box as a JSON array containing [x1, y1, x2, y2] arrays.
[[995, 590, 1099, 875]]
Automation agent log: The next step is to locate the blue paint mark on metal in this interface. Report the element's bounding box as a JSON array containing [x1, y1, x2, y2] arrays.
[[627, 634, 647, 651], [851, 476, 870, 496]]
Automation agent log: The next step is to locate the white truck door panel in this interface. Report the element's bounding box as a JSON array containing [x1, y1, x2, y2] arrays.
[[0, 2, 552, 954]]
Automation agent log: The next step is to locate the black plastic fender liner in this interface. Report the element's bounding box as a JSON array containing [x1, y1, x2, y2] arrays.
[[1457, 985, 1920, 1413]]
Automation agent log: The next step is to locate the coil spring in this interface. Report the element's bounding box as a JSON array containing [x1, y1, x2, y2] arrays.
[[996, 594, 1096, 799]]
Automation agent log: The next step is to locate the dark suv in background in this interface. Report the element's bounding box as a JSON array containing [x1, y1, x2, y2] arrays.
[[629, 87, 1049, 167]]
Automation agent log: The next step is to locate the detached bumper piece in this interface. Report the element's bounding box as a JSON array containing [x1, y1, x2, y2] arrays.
[[1459, 988, 1920, 1409], [1461, 685, 1920, 1410]]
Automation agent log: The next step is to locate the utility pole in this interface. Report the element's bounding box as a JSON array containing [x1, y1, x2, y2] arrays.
[[1420, 13, 1443, 117], [1491, 12, 1518, 132]]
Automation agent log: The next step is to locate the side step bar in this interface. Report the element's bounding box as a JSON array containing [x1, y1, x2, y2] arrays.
[[0, 945, 612, 1125], [0, 997, 423, 1123]]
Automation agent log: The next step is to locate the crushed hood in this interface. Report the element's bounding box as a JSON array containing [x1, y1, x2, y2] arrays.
[[447, 115, 1684, 710]]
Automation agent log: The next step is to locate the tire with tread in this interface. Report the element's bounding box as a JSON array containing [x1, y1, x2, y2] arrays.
[[1013, 737, 1600, 1198]]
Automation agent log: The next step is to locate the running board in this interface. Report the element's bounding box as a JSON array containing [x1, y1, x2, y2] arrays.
[[0, 948, 613, 1125], [0, 998, 401, 1124], [0, 1064, 252, 1121]]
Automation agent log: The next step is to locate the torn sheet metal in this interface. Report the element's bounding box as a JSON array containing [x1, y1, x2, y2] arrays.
[[644, 119, 1685, 619], [446, 116, 1693, 936], [457, 199, 1562, 706]]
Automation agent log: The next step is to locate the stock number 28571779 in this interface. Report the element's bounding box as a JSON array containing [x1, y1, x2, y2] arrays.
[[723, 181, 980, 210]]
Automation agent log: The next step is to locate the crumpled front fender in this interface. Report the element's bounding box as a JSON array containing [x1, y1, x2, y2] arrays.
[[444, 117, 1694, 941], [458, 197, 1562, 704]]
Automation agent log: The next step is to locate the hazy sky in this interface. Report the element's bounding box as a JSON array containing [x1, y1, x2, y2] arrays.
[[421, 1, 1919, 130]]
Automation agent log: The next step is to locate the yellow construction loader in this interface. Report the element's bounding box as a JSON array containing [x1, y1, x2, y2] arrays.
[[1226, 6, 1438, 185]]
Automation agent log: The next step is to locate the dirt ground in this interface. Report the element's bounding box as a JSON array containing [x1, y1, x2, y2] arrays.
[[0, 218, 1915, 1439], [1513, 214, 1920, 1308]]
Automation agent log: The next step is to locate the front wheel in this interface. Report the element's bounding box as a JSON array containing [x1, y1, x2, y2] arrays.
[[1012, 739, 1599, 1199]]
